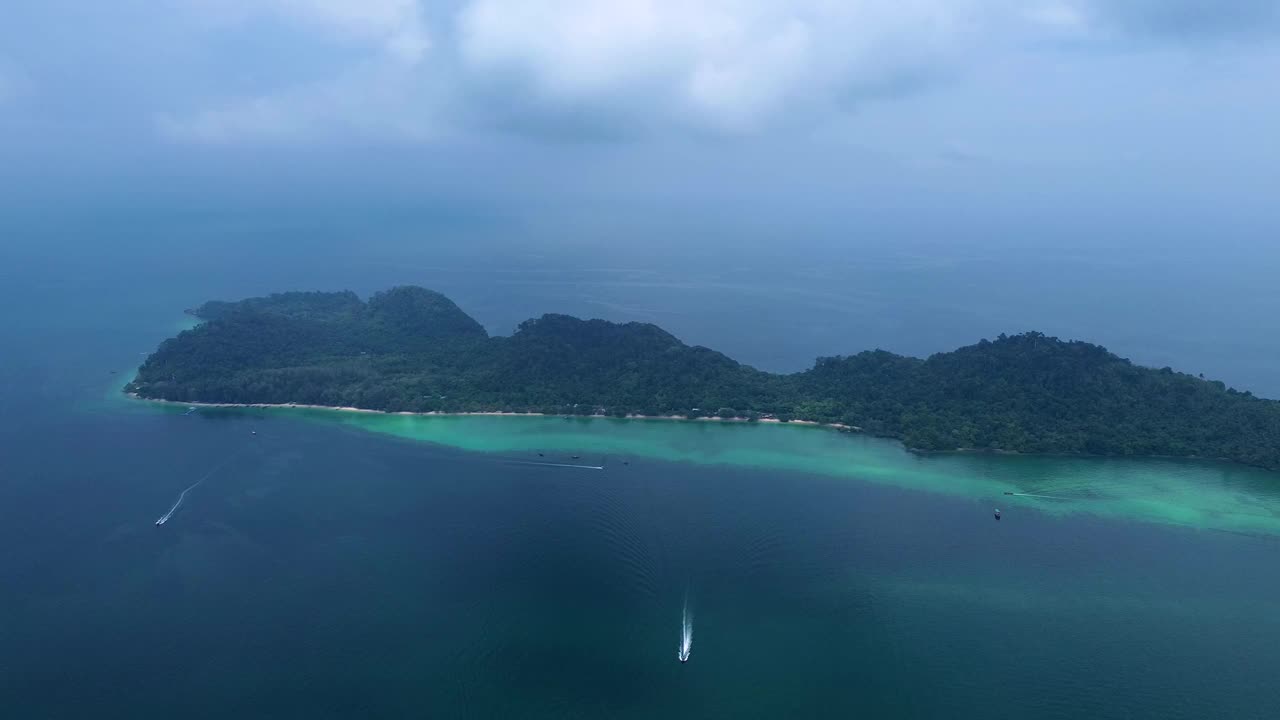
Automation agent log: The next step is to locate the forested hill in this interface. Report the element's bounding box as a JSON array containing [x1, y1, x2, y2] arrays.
[[131, 287, 1280, 470]]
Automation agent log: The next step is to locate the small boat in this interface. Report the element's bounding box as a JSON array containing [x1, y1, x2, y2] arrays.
[[571, 455, 580, 460], [994, 508, 1002, 520], [1003, 491, 1014, 496], [679, 655, 688, 664]]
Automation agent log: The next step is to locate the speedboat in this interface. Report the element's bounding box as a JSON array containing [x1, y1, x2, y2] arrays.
[[155, 518, 164, 526]]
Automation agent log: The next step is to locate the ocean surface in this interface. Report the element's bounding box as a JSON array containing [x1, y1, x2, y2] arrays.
[[3, 209, 1280, 718]]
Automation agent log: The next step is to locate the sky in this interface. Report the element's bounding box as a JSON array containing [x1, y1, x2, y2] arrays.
[[1, 1, 1278, 243]]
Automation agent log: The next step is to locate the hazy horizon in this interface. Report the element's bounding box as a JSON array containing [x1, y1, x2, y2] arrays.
[[3, 2, 1278, 227], [5, 4, 1278, 384]]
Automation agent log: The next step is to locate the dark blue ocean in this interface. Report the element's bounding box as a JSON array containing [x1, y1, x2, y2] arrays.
[[3, 208, 1280, 718]]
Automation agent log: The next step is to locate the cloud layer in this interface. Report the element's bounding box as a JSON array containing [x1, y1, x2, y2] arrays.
[[16, 1, 1280, 145], [155, 1, 1067, 143], [456, 0, 988, 133]]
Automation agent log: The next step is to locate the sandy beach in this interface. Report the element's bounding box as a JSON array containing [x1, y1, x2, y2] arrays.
[[126, 393, 861, 432]]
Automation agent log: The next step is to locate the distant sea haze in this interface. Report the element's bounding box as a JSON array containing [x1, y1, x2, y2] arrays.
[[6, 210, 1273, 397]]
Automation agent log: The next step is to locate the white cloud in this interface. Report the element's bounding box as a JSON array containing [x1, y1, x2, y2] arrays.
[[166, 0, 1058, 143], [457, 0, 985, 132], [155, 0, 1276, 144]]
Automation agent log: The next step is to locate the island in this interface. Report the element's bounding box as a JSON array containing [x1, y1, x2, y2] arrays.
[[128, 286, 1280, 470]]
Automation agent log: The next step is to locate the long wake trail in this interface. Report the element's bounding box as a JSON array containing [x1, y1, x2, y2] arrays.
[[506, 460, 605, 471], [1006, 492, 1076, 500], [678, 593, 693, 663], [155, 448, 249, 525]]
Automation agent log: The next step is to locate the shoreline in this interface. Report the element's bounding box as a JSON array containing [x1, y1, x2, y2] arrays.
[[123, 393, 1276, 472], [124, 393, 862, 432]]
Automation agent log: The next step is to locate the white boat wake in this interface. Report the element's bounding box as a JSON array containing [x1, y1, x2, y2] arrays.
[[1008, 492, 1074, 500], [155, 449, 247, 526], [155, 481, 201, 525], [678, 596, 693, 663], [507, 460, 605, 471]]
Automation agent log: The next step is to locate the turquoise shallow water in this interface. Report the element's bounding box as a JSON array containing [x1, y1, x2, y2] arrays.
[[132, 404, 1280, 537]]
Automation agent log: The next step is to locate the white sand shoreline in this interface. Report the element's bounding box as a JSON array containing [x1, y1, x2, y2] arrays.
[[126, 393, 861, 432]]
